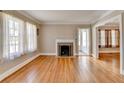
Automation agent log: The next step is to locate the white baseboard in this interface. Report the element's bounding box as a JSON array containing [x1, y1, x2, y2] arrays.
[[41, 53, 77, 56], [120, 70, 124, 75], [73, 53, 77, 56], [0, 53, 41, 81], [91, 53, 95, 57], [99, 51, 120, 53], [40, 53, 56, 56]]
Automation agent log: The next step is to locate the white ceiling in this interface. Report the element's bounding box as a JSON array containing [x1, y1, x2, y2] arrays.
[[21, 10, 109, 24]]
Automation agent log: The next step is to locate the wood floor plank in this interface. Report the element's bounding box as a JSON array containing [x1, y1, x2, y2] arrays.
[[1, 53, 124, 83]]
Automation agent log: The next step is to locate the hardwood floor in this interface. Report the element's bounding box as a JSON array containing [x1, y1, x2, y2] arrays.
[[1, 53, 124, 83]]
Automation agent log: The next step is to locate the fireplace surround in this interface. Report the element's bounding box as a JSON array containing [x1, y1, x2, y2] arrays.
[[58, 43, 73, 56], [56, 39, 75, 56]]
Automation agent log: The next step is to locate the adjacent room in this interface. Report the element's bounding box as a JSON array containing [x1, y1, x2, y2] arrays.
[[0, 10, 124, 83], [98, 17, 120, 75]]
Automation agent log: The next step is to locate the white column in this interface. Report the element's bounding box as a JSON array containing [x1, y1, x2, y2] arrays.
[[120, 14, 124, 75], [0, 12, 3, 62]]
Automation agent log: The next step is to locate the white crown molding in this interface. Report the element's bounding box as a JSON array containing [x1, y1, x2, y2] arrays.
[[97, 10, 115, 22], [16, 11, 91, 25], [17, 10, 110, 25], [40, 21, 91, 25], [16, 10, 124, 25], [95, 10, 124, 24], [16, 10, 42, 24]]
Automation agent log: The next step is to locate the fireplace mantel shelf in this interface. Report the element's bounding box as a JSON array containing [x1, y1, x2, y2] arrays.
[[56, 39, 75, 43]]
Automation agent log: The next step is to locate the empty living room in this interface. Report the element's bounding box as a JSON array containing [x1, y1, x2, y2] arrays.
[[0, 10, 124, 83]]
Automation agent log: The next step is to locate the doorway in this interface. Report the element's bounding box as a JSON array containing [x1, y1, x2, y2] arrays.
[[78, 28, 90, 55], [95, 16, 121, 74]]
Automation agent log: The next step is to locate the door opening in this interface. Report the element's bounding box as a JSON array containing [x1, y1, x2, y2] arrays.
[[78, 28, 90, 55]]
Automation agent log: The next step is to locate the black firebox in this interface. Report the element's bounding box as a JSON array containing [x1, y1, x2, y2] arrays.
[[60, 45, 69, 56], [58, 43, 73, 56]]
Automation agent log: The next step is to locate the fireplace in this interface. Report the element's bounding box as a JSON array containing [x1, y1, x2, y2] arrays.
[[60, 45, 69, 56], [57, 42, 73, 56], [56, 39, 75, 56]]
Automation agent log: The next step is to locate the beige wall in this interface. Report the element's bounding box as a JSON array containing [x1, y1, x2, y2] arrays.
[[39, 24, 90, 54]]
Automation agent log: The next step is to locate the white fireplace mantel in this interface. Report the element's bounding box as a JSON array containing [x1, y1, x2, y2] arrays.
[[56, 39, 75, 56]]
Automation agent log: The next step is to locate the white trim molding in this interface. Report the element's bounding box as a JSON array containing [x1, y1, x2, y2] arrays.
[[120, 70, 124, 75], [92, 53, 96, 58], [40, 53, 56, 56], [99, 51, 120, 53], [16, 10, 41, 24], [0, 53, 41, 81]]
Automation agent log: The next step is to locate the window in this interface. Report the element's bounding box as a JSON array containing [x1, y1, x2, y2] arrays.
[[82, 30, 87, 48], [3, 13, 24, 60], [26, 22, 37, 52], [99, 30, 106, 47], [1, 13, 37, 61], [99, 29, 119, 48], [111, 30, 116, 47]]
